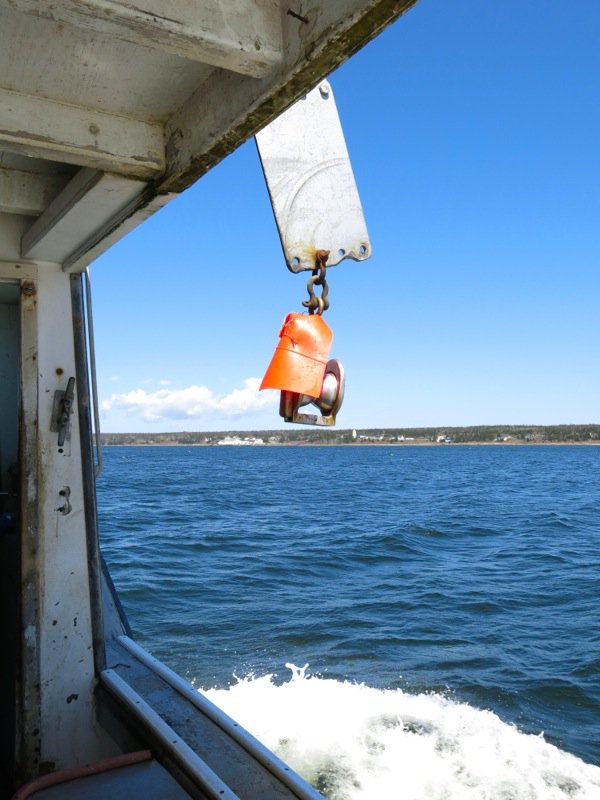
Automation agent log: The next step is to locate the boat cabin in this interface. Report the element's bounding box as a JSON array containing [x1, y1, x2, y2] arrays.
[[0, 1, 418, 797]]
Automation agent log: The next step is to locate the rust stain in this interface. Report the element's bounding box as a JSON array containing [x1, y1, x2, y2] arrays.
[[21, 280, 36, 298]]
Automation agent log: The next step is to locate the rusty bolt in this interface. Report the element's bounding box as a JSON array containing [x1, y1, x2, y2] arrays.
[[21, 280, 36, 297]]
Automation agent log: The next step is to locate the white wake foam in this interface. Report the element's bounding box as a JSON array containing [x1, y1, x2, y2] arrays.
[[203, 665, 600, 800]]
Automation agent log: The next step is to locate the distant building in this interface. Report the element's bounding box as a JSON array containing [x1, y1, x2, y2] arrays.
[[217, 436, 264, 446]]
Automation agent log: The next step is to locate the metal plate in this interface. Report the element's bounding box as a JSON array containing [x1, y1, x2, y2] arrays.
[[256, 80, 371, 273]]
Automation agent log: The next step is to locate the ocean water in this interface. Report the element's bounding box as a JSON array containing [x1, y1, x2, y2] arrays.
[[97, 445, 600, 799]]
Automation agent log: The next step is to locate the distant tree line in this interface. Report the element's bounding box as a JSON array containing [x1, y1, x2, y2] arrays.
[[97, 424, 600, 447]]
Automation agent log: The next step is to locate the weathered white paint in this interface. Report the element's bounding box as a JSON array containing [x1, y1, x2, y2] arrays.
[[0, 168, 67, 215], [0, 259, 117, 775], [1, 0, 282, 77], [0, 0, 417, 270], [13, 259, 41, 776], [28, 264, 115, 769], [160, 0, 419, 192], [21, 170, 148, 263], [0, 259, 38, 280], [0, 213, 33, 261], [0, 88, 164, 178], [0, 5, 211, 121], [20, 169, 102, 257], [65, 190, 176, 273]]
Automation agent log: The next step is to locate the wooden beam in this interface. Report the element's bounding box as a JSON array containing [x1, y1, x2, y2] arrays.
[[62, 185, 173, 272], [160, 0, 419, 193], [0, 168, 68, 215], [0, 88, 164, 179], [21, 168, 102, 258], [0, 0, 282, 78], [20, 168, 149, 262]]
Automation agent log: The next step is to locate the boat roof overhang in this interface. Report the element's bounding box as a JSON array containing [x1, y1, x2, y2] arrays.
[[0, 0, 417, 272]]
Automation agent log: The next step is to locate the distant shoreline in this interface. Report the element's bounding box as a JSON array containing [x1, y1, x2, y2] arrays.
[[101, 441, 600, 447], [98, 424, 600, 448]]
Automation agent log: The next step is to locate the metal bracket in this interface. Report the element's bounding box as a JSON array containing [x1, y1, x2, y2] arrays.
[[280, 399, 336, 426], [280, 359, 345, 426], [50, 376, 75, 451], [256, 80, 371, 273]]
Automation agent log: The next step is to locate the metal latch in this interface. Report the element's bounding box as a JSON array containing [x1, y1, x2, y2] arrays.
[[50, 377, 75, 450]]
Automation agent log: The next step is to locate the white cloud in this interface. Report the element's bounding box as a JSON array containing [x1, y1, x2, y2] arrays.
[[159, 379, 172, 386], [101, 378, 278, 422]]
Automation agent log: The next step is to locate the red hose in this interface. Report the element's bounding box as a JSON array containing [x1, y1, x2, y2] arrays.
[[11, 749, 152, 799]]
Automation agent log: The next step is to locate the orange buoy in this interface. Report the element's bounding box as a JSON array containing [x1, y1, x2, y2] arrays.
[[260, 312, 333, 398]]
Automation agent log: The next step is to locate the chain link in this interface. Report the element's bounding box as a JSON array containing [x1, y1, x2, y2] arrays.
[[302, 249, 330, 315]]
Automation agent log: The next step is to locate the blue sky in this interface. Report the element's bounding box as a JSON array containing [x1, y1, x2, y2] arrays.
[[93, 0, 600, 433]]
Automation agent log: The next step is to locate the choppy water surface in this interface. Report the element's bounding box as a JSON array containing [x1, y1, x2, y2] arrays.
[[98, 445, 600, 798]]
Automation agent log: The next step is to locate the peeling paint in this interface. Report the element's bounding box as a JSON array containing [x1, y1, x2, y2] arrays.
[[24, 624, 37, 645]]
